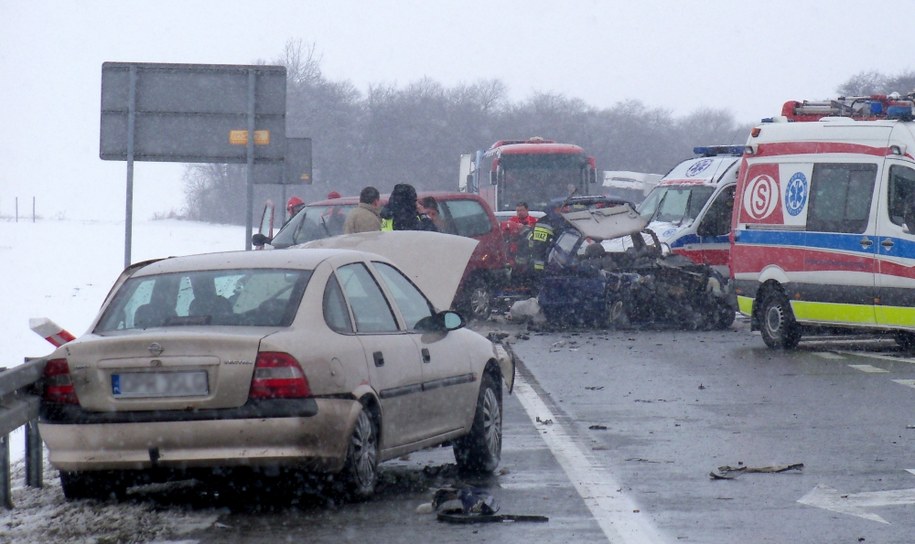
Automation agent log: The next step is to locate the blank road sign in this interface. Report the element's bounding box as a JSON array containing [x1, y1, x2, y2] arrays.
[[100, 62, 286, 164]]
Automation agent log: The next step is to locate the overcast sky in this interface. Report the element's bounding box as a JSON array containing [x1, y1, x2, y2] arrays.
[[2, 0, 911, 220]]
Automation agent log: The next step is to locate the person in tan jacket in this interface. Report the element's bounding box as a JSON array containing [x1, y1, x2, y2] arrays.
[[343, 186, 382, 234]]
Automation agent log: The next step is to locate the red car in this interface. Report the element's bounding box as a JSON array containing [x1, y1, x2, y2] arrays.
[[260, 192, 507, 319]]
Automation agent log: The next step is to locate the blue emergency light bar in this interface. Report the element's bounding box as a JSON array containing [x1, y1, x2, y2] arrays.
[[693, 145, 746, 157], [887, 105, 914, 120]]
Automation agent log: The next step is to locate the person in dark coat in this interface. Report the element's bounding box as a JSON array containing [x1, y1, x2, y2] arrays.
[[380, 184, 437, 231]]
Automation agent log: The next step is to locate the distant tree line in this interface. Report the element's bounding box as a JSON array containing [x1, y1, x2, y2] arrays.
[[184, 41, 912, 225]]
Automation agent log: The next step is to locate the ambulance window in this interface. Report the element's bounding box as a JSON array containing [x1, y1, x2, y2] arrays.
[[887, 165, 915, 231], [807, 164, 876, 233], [698, 186, 736, 237]]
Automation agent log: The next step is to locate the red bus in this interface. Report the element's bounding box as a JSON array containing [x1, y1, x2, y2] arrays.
[[459, 137, 598, 214]]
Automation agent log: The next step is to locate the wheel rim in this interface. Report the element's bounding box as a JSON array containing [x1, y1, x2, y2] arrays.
[[765, 303, 785, 338], [351, 411, 377, 487], [609, 299, 627, 326], [470, 286, 491, 318], [481, 388, 502, 456]]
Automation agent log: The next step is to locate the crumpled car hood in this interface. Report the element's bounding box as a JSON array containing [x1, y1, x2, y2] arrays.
[[297, 230, 478, 311], [561, 204, 648, 241]]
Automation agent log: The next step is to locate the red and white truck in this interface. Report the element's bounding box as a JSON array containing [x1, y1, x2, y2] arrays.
[[459, 137, 598, 215]]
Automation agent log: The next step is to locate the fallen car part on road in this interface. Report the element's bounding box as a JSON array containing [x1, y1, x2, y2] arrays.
[[421, 485, 549, 524], [437, 512, 550, 523], [709, 463, 804, 480]]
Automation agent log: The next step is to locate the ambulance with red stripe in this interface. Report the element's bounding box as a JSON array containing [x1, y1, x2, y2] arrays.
[[636, 145, 742, 275], [731, 94, 915, 349]]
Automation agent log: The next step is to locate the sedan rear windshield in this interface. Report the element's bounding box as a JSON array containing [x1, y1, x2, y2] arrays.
[[95, 268, 312, 332]]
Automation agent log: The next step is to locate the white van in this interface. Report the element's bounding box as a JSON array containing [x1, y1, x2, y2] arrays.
[[636, 146, 742, 275], [731, 94, 915, 349]]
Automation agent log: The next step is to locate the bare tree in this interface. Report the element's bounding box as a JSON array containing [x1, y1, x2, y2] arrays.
[[182, 41, 767, 221]]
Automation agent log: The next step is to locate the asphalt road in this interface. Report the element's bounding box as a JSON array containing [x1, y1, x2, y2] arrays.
[[178, 316, 915, 543], [509, 317, 915, 543]]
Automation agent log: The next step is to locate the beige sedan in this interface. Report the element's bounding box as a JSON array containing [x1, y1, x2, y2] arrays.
[[40, 231, 513, 500]]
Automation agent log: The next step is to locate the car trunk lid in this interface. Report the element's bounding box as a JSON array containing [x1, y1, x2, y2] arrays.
[[63, 328, 271, 412]]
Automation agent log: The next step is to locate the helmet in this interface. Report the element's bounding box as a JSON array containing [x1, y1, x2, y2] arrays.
[[287, 196, 304, 209], [327, 191, 341, 199]]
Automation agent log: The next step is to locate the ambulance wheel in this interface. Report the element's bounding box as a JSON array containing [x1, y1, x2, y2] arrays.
[[759, 292, 801, 349]]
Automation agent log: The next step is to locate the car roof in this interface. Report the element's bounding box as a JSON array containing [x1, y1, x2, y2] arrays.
[[131, 247, 377, 276]]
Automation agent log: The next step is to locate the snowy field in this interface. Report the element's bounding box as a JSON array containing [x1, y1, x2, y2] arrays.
[[0, 217, 244, 543]]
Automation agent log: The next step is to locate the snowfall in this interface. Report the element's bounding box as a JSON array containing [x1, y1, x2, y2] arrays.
[[0, 216, 245, 543]]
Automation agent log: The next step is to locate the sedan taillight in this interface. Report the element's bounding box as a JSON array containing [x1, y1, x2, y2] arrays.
[[43, 358, 79, 404], [248, 352, 311, 399]]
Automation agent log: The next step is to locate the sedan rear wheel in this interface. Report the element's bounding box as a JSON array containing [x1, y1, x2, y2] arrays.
[[453, 372, 502, 473], [340, 406, 378, 500]]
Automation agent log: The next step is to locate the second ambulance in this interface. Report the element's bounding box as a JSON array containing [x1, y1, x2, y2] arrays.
[[638, 145, 742, 276], [731, 94, 915, 349]]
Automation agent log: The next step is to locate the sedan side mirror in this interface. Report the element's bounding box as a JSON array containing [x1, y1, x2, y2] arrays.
[[252, 233, 272, 247], [415, 310, 466, 332]]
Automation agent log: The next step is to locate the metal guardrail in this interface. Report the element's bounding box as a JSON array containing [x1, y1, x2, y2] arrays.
[[0, 357, 46, 509]]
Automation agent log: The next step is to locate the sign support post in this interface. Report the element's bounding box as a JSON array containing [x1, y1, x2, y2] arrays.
[[245, 70, 256, 251], [124, 65, 137, 268]]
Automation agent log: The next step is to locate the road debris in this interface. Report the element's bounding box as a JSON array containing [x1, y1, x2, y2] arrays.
[[710, 463, 804, 480], [417, 486, 549, 524]]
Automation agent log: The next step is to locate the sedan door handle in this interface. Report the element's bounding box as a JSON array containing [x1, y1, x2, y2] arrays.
[[373, 351, 384, 367], [421, 348, 431, 363], [859, 237, 873, 249], [881, 238, 895, 250]]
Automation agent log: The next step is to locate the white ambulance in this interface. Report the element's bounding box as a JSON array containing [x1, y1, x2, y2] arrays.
[[636, 145, 742, 275], [731, 94, 915, 349]]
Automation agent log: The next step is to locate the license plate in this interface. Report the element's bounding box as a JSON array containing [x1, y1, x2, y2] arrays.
[[112, 371, 209, 398]]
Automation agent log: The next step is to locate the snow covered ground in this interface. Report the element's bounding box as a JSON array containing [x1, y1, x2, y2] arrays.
[[0, 217, 244, 543]]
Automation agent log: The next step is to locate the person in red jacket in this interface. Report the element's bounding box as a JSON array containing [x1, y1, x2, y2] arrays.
[[509, 202, 538, 227]]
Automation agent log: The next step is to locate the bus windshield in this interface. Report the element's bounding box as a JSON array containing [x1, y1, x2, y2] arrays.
[[498, 154, 585, 212], [637, 185, 715, 226]]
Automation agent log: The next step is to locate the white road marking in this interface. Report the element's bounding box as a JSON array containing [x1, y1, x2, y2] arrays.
[[814, 352, 846, 360], [848, 364, 889, 373], [835, 351, 915, 364], [798, 477, 915, 524], [512, 373, 667, 544], [892, 379, 915, 389]]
